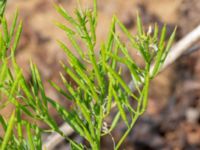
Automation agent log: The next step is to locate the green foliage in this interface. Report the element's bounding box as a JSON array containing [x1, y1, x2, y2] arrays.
[[0, 0, 176, 150], [0, 0, 6, 20], [0, 9, 43, 150]]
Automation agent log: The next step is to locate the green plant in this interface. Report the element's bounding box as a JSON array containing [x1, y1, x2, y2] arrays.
[[0, 0, 6, 19], [0, 5, 43, 150], [0, 0, 176, 150]]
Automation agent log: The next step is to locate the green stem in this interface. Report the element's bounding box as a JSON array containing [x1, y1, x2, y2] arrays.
[[115, 64, 151, 150], [91, 105, 103, 150], [115, 113, 140, 150], [91, 142, 100, 150], [136, 63, 150, 114], [141, 64, 150, 114]]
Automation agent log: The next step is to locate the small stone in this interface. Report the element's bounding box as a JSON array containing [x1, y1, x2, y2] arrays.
[[186, 108, 200, 123]]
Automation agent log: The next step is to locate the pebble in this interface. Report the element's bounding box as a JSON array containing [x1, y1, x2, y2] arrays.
[[186, 107, 200, 123]]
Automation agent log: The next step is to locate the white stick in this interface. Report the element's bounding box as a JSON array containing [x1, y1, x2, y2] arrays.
[[162, 25, 200, 69], [42, 124, 73, 150]]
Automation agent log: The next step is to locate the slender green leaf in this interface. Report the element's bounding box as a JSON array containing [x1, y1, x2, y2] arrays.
[[9, 10, 19, 39], [162, 27, 177, 61], [159, 25, 166, 47], [2, 16, 9, 42], [105, 16, 116, 56], [136, 12, 143, 36], [0, 0, 7, 19], [26, 123, 35, 150], [87, 10, 96, 43], [153, 23, 158, 40], [0, 115, 6, 131], [106, 64, 138, 100], [11, 21, 22, 58], [50, 81, 73, 101], [58, 40, 85, 70], [54, 5, 78, 26], [47, 97, 85, 137], [70, 141, 84, 150], [1, 110, 15, 150], [112, 89, 129, 126]]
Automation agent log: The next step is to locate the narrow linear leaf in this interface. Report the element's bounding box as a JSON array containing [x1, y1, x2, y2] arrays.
[[16, 108, 23, 143], [105, 16, 116, 57], [55, 22, 76, 35], [54, 5, 78, 26], [162, 27, 177, 61], [153, 23, 158, 40], [0, 60, 8, 83], [58, 40, 85, 70], [87, 10, 96, 43], [11, 21, 22, 58], [151, 44, 165, 78], [55, 22, 84, 57], [47, 97, 85, 137], [115, 17, 139, 50], [70, 141, 84, 150], [159, 25, 166, 47], [1, 110, 15, 150], [112, 89, 129, 127], [2, 16, 9, 42], [136, 12, 143, 36], [50, 81, 73, 101], [106, 64, 138, 100], [0, 115, 6, 131], [62, 63, 99, 102], [105, 79, 113, 116], [0, 0, 7, 19], [26, 123, 35, 150], [9, 10, 19, 39], [102, 112, 120, 136], [109, 112, 121, 133]]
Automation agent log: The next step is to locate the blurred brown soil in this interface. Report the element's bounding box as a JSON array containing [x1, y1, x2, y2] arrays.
[[1, 0, 200, 149]]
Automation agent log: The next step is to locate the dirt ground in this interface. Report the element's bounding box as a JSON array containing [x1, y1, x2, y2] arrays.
[[3, 0, 200, 149]]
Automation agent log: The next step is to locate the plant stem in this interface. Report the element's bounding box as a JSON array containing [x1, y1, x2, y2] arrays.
[[91, 142, 100, 150], [115, 64, 150, 150], [91, 105, 104, 150], [115, 113, 140, 150], [141, 64, 150, 113]]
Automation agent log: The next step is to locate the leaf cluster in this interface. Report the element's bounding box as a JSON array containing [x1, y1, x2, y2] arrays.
[[50, 2, 176, 149], [0, 9, 43, 149], [0, 0, 176, 150]]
